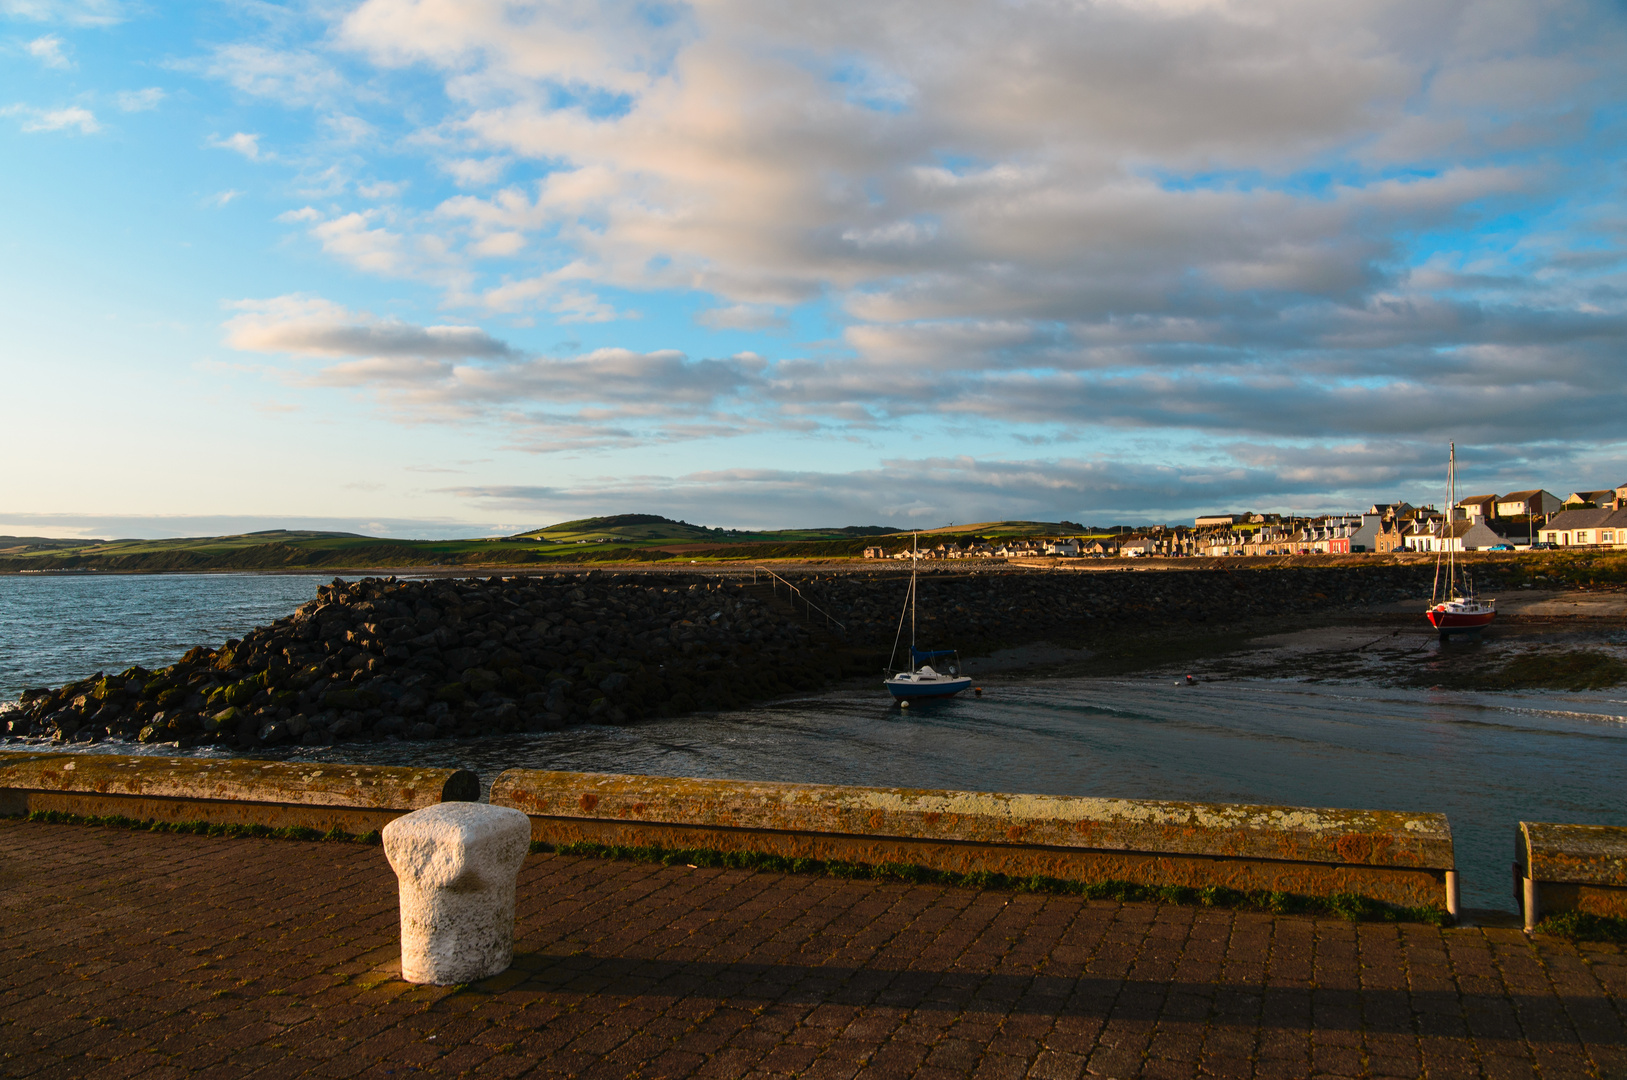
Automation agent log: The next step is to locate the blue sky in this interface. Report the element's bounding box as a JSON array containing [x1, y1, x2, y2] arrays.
[[3, 0, 1625, 539]]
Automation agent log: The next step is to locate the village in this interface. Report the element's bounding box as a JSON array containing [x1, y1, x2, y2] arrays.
[[862, 482, 1627, 560]]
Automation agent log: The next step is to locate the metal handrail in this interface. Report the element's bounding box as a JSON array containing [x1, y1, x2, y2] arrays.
[[751, 567, 846, 632]]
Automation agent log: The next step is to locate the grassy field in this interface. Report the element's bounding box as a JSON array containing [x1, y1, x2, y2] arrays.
[[5, 517, 1627, 582], [0, 515, 1122, 573], [0, 516, 920, 573]]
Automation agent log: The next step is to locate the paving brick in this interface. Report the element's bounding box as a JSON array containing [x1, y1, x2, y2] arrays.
[[2, 820, 1625, 1079]]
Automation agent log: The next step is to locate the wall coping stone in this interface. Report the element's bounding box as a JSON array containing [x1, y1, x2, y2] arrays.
[[1519, 822, 1627, 886], [489, 769, 1454, 869], [0, 752, 479, 809]]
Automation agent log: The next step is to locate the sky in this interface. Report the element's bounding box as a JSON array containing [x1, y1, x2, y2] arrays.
[[2, 0, 1625, 540]]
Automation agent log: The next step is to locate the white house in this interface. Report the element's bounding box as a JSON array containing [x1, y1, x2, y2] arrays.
[[1540, 508, 1627, 548], [1495, 489, 1564, 517], [1410, 520, 1509, 552]]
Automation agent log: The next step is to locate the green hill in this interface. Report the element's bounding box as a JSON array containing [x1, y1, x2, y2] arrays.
[[0, 516, 911, 573]]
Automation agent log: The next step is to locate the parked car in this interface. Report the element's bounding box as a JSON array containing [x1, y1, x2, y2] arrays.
[[1487, 544, 1513, 551], [1530, 541, 1554, 549]]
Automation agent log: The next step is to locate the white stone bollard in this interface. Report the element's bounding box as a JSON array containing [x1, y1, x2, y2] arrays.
[[382, 802, 532, 985]]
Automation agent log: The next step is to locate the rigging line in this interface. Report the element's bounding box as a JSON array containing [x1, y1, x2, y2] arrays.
[[887, 567, 912, 675]]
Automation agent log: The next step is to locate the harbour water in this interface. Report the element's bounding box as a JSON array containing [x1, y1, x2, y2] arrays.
[[5, 572, 1626, 911]]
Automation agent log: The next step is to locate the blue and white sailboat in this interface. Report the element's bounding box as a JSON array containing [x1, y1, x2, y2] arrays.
[[884, 533, 973, 700]]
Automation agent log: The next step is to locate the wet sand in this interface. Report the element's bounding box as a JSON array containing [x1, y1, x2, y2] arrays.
[[936, 587, 1627, 692]]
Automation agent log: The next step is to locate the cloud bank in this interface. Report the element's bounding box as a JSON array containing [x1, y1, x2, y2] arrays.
[[201, 0, 1627, 518]]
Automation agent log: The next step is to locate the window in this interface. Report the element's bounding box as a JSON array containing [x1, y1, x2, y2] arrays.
[[1604, 531, 1616, 543]]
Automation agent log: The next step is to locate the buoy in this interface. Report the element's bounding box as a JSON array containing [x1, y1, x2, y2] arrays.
[[900, 700, 910, 708], [974, 688, 982, 697]]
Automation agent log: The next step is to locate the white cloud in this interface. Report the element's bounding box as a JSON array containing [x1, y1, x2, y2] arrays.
[[357, 179, 406, 199], [696, 304, 790, 332], [208, 189, 243, 207], [113, 87, 164, 112], [277, 206, 323, 223], [210, 131, 265, 160], [224, 295, 763, 450], [198, 44, 347, 109], [225, 295, 515, 360], [4, 103, 99, 133], [321, 113, 374, 143], [440, 157, 509, 187], [309, 212, 408, 275], [1, 0, 125, 26], [27, 34, 69, 68]]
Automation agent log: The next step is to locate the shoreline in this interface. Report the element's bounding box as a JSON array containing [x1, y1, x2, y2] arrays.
[[5, 569, 1626, 754]]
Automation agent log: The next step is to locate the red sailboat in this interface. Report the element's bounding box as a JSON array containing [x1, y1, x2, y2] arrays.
[[1427, 442, 1495, 636]]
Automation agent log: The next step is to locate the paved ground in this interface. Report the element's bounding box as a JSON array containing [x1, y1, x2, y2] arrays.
[[2, 820, 1624, 1080]]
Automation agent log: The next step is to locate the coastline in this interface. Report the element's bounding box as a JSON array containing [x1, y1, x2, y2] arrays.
[[6, 563, 1626, 757]]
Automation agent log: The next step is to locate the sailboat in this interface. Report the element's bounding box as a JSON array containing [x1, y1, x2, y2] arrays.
[[884, 533, 974, 700], [1427, 442, 1496, 636]]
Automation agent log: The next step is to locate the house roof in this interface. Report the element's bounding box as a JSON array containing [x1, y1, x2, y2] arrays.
[[1544, 508, 1623, 530], [1456, 494, 1498, 505], [1567, 490, 1616, 502], [1498, 489, 1551, 501]]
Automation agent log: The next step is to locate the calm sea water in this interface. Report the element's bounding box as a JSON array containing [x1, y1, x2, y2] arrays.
[[5, 572, 1625, 911], [0, 572, 338, 698]]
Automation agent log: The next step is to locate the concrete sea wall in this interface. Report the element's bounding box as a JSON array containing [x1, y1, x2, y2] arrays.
[[1517, 821, 1627, 928], [490, 770, 1457, 911], [0, 752, 478, 834], [1, 754, 1457, 911]]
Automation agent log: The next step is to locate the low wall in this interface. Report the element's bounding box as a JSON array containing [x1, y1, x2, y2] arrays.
[[0, 753, 479, 834], [490, 770, 1458, 912], [1517, 822, 1627, 929]]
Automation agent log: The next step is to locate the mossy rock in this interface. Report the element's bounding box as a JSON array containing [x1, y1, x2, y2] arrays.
[[464, 668, 502, 694], [434, 682, 469, 704], [155, 686, 189, 709], [322, 686, 380, 710]]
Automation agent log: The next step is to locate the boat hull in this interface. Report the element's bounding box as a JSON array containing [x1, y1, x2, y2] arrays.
[[884, 676, 973, 699], [1426, 607, 1495, 633]]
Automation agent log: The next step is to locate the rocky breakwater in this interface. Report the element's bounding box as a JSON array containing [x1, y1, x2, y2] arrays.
[[3, 562, 1468, 750], [2, 574, 840, 750], [792, 562, 1452, 650]]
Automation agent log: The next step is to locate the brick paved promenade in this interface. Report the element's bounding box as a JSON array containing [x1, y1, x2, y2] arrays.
[[2, 820, 1624, 1080]]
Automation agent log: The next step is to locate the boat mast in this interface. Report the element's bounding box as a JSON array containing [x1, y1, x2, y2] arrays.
[[910, 532, 918, 660], [1448, 442, 1457, 597]]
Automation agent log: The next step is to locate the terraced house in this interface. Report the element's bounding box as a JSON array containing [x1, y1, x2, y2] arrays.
[[1539, 506, 1627, 549]]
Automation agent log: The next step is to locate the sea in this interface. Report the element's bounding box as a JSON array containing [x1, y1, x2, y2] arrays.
[[4, 571, 1625, 912]]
